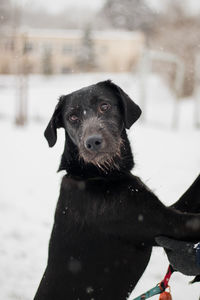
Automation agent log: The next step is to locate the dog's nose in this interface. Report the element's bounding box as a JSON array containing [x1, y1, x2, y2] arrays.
[[85, 135, 103, 151]]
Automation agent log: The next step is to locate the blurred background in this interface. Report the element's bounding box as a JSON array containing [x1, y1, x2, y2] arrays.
[[0, 0, 200, 299]]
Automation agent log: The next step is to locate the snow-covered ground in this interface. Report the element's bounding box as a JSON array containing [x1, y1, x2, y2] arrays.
[[0, 73, 200, 300]]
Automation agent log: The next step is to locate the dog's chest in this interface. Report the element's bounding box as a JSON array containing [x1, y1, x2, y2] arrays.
[[60, 178, 117, 220], [56, 175, 141, 229]]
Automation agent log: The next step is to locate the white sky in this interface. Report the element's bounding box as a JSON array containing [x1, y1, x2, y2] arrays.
[[13, 0, 200, 15], [148, 0, 200, 14], [14, 0, 105, 13]]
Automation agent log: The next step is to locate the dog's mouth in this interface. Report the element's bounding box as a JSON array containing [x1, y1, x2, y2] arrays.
[[79, 137, 123, 172], [77, 117, 123, 172]]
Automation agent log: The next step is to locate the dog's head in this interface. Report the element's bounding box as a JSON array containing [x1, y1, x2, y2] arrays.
[[44, 80, 141, 170]]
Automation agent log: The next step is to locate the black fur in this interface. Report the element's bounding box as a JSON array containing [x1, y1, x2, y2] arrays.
[[35, 81, 200, 300]]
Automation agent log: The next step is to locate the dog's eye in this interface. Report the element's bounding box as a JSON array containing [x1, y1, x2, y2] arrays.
[[69, 114, 79, 122], [99, 103, 111, 113]]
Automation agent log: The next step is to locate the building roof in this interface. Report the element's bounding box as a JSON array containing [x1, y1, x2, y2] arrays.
[[6, 27, 144, 41]]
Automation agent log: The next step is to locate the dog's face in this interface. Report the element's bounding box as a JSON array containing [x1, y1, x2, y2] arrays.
[[44, 80, 141, 170], [62, 86, 124, 168]]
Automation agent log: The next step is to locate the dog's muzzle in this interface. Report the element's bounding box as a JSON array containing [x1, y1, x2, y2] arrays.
[[84, 135, 103, 152], [78, 116, 122, 168]]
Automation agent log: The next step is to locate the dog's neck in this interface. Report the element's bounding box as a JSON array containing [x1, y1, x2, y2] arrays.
[[58, 129, 134, 178]]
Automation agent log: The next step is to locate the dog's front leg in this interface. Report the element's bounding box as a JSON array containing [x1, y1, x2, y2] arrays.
[[140, 192, 200, 245], [170, 174, 200, 213], [98, 189, 200, 246]]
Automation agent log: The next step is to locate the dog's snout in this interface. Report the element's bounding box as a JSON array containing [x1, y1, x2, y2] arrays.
[[85, 135, 103, 151]]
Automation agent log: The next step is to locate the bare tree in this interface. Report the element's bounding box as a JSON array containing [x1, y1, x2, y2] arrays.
[[42, 48, 53, 75], [0, 0, 12, 31], [76, 26, 96, 72], [98, 0, 156, 34], [151, 1, 200, 97]]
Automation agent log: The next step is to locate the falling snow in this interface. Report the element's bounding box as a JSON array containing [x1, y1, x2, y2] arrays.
[[0, 73, 199, 300]]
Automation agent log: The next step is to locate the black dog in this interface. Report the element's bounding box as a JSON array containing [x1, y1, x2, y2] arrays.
[[34, 80, 200, 300]]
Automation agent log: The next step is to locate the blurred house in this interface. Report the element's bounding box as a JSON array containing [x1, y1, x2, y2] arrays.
[[0, 29, 145, 74]]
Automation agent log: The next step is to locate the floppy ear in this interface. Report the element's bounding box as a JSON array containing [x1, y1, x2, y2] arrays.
[[104, 80, 142, 129], [44, 96, 65, 147]]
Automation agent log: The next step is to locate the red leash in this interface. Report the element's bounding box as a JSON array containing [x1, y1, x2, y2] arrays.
[[161, 265, 174, 291], [158, 265, 174, 300], [132, 265, 174, 300]]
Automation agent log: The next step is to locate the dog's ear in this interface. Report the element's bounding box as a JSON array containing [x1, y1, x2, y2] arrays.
[[44, 96, 65, 147], [103, 80, 142, 129]]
